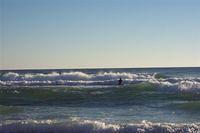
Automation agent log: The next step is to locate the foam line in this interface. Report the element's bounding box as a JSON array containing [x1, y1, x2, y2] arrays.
[[1, 72, 200, 92], [0, 120, 199, 133]]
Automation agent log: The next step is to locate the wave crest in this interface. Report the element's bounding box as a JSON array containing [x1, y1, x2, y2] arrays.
[[0, 120, 200, 133], [1, 71, 200, 92]]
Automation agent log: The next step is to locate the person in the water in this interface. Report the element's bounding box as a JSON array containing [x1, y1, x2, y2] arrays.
[[118, 78, 123, 85]]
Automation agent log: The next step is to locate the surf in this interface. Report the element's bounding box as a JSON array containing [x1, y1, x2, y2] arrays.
[[0, 119, 200, 133]]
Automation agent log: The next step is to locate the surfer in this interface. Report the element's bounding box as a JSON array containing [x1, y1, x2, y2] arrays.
[[118, 78, 123, 85]]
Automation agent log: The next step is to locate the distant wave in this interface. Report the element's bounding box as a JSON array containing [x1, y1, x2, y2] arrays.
[[1, 72, 200, 92], [0, 119, 199, 133]]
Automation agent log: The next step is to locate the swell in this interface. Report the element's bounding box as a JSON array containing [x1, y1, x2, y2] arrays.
[[1, 84, 200, 107], [0, 105, 23, 115]]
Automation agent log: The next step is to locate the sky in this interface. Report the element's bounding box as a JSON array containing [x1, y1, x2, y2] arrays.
[[0, 0, 200, 69]]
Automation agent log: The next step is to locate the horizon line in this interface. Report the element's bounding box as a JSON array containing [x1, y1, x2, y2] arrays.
[[0, 66, 200, 71]]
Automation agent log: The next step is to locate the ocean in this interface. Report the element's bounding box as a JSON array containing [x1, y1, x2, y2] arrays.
[[0, 67, 200, 133]]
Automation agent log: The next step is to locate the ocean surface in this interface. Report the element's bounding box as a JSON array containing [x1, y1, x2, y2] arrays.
[[0, 67, 200, 133]]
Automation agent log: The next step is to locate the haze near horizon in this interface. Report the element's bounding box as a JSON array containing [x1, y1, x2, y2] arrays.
[[0, 0, 200, 69]]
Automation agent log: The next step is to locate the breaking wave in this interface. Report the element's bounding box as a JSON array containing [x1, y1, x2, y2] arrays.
[[0, 71, 200, 92], [0, 119, 200, 133]]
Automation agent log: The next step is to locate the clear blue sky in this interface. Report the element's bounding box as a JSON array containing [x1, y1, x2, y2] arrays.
[[1, 0, 200, 69]]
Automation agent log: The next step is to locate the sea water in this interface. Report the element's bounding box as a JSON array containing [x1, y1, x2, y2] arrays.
[[0, 67, 200, 132]]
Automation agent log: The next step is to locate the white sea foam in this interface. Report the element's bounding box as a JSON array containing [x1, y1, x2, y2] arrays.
[[1, 71, 200, 92], [0, 119, 200, 133], [178, 80, 200, 91]]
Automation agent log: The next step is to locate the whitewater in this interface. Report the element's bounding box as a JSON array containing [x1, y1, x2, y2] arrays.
[[0, 67, 200, 133]]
